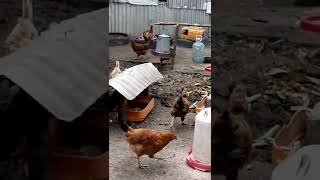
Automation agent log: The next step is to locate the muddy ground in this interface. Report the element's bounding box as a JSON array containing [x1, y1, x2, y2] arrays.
[[213, 19, 320, 167], [109, 45, 211, 180], [212, 33, 320, 179], [212, 1, 320, 179]]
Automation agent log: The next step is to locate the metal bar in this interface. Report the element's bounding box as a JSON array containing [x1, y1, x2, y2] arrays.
[[153, 22, 211, 27]]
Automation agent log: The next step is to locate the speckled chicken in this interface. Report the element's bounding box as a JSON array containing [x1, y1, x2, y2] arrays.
[[170, 87, 190, 132]]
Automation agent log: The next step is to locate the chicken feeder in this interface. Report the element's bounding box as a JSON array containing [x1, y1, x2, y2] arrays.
[[155, 34, 171, 54], [186, 107, 211, 172]]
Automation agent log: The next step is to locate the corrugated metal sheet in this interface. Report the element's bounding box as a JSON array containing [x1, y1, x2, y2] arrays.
[[167, 0, 210, 10], [109, 63, 163, 100], [0, 8, 108, 122], [109, 2, 211, 36]]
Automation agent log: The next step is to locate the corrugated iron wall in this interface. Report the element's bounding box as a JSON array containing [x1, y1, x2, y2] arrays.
[[167, 0, 210, 10], [109, 2, 211, 37]]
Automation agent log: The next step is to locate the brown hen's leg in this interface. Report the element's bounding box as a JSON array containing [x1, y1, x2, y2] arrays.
[[137, 157, 148, 169], [181, 116, 185, 125], [170, 116, 175, 132]]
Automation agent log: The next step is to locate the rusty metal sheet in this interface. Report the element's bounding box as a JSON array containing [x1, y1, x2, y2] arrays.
[[0, 8, 108, 122]]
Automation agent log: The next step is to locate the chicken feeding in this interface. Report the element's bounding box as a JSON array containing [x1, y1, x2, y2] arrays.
[[170, 87, 190, 132], [130, 34, 150, 57], [124, 127, 177, 168], [212, 81, 252, 180]]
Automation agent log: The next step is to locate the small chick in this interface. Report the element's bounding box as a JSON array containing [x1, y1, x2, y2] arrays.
[[125, 127, 177, 168], [110, 61, 121, 78], [170, 87, 190, 132]]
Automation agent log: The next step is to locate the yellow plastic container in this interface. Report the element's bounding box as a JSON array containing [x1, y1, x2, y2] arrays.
[[181, 27, 205, 41]]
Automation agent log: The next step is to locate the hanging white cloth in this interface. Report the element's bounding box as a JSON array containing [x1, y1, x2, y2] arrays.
[[206, 2, 211, 14], [128, 0, 158, 5]]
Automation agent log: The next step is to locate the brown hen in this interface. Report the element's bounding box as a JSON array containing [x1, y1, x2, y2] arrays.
[[125, 127, 176, 168], [130, 33, 150, 57], [212, 81, 252, 180]]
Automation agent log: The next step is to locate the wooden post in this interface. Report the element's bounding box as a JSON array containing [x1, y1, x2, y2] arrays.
[[172, 23, 179, 69]]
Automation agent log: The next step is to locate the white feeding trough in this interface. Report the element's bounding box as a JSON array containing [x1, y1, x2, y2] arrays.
[[186, 107, 211, 172]]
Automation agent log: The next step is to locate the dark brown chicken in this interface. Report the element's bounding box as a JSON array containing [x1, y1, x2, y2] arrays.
[[170, 87, 190, 132], [228, 80, 249, 116], [125, 127, 176, 168], [130, 34, 150, 57], [212, 81, 252, 180]]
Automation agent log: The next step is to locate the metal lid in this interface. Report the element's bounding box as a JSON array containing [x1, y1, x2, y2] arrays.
[[159, 34, 170, 38]]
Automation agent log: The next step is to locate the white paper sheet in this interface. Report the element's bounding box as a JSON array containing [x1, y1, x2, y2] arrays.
[[128, 0, 158, 5]]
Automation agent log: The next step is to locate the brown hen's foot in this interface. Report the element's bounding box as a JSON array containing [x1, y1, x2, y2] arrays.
[[137, 157, 148, 169], [153, 157, 168, 161], [149, 156, 168, 161], [139, 164, 149, 169]]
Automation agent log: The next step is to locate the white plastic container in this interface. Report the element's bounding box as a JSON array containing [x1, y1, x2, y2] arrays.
[[186, 107, 211, 172], [192, 35, 205, 64]]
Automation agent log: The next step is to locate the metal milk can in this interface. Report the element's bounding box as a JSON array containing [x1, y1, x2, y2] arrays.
[[155, 34, 170, 54]]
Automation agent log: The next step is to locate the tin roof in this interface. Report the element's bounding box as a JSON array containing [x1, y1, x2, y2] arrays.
[[0, 8, 108, 122], [109, 63, 163, 100]]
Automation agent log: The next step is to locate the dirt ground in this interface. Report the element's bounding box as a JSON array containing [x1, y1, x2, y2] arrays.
[[213, 1, 320, 180], [109, 44, 211, 180]]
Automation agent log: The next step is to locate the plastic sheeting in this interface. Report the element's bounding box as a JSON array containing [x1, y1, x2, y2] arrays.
[[272, 145, 320, 180]]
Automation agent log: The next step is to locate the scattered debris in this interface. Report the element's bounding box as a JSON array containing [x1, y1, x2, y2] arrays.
[[251, 18, 269, 23], [306, 76, 320, 86], [295, 47, 308, 62], [253, 125, 281, 148], [246, 164, 254, 171], [308, 48, 320, 59], [247, 94, 262, 103], [265, 68, 289, 76]]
